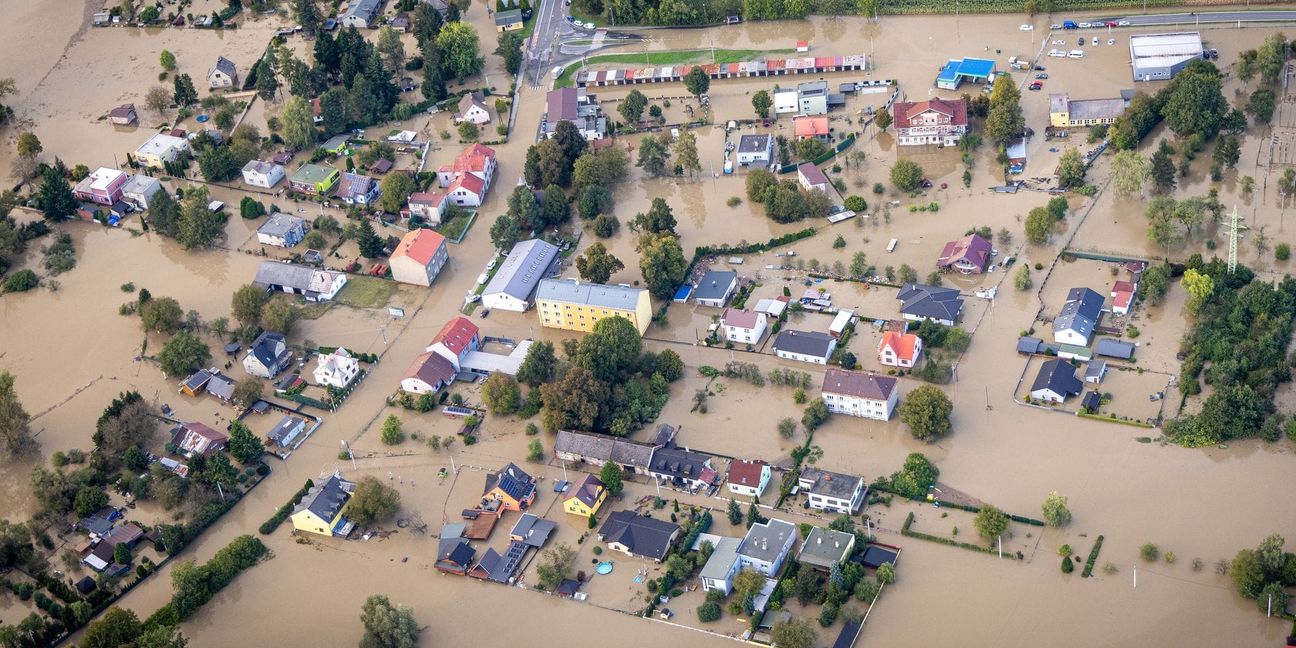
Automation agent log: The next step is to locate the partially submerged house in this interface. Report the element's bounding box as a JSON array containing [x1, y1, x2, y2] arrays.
[[482, 238, 560, 312], [313, 348, 360, 388], [1030, 358, 1083, 403], [389, 228, 449, 287], [253, 261, 347, 301], [800, 527, 855, 571], [877, 331, 922, 368], [738, 518, 798, 576], [728, 460, 771, 498], [563, 474, 607, 518], [256, 213, 307, 248], [820, 369, 899, 421], [798, 467, 866, 514], [937, 234, 992, 274], [1053, 288, 1104, 346], [483, 463, 537, 511], [719, 308, 768, 345], [290, 472, 356, 537], [243, 332, 293, 379], [693, 270, 738, 308], [553, 427, 673, 476], [647, 445, 720, 492], [773, 330, 837, 365], [897, 283, 963, 326], [172, 422, 228, 457], [598, 511, 680, 561]]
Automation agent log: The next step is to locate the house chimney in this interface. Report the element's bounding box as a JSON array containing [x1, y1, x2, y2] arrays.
[[816, 536, 822, 545]]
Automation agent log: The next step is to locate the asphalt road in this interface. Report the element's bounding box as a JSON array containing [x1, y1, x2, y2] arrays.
[[1061, 10, 1296, 27]]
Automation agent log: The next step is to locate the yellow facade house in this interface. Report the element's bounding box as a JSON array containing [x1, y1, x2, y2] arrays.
[[535, 278, 652, 335], [1048, 92, 1131, 129], [290, 472, 357, 537], [563, 474, 607, 518]]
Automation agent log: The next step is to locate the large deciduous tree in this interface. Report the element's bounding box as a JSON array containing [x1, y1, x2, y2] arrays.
[[898, 384, 953, 441]]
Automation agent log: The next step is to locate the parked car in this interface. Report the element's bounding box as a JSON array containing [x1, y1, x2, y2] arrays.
[[1029, 81, 1043, 91], [1077, 37, 1084, 45], [1053, 39, 1065, 45], [1092, 37, 1099, 46], [1035, 73, 1049, 79], [1020, 24, 1033, 31], [1035, 65, 1047, 71], [1104, 21, 1117, 27], [1078, 22, 1091, 28], [1063, 20, 1078, 29], [1108, 38, 1116, 45], [1050, 23, 1063, 29]]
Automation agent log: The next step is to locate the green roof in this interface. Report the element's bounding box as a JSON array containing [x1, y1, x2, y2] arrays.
[[1057, 343, 1092, 358], [291, 164, 337, 184]]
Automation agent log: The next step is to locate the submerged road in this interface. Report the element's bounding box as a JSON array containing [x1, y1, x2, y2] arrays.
[[1069, 10, 1296, 27]]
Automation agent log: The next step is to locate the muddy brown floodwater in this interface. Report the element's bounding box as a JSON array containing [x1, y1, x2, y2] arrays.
[[3, 2, 1296, 647]]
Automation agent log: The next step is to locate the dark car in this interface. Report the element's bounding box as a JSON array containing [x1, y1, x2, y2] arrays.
[[1035, 73, 1048, 79], [1034, 65, 1046, 71]]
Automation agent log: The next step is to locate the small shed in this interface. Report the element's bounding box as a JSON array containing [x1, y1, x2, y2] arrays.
[[1095, 338, 1135, 360], [1080, 390, 1101, 412], [828, 309, 855, 338], [1016, 336, 1043, 355]]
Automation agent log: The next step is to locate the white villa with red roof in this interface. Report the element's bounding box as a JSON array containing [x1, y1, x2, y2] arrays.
[[892, 97, 968, 147], [719, 308, 768, 344], [727, 460, 771, 498], [1111, 280, 1137, 315], [878, 331, 923, 368], [427, 317, 481, 371], [389, 228, 448, 286], [435, 143, 496, 209], [407, 191, 450, 225]]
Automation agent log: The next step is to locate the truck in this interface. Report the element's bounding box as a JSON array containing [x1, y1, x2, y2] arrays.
[[1008, 56, 1029, 71], [1062, 20, 1078, 29]]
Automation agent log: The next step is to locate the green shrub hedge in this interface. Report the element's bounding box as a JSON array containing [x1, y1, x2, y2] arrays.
[[259, 478, 315, 535]]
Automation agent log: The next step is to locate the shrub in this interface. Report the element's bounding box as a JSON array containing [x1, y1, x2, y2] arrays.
[[2, 269, 39, 293], [1140, 543, 1159, 562], [1062, 556, 1074, 573], [696, 601, 721, 622], [1276, 243, 1291, 261]]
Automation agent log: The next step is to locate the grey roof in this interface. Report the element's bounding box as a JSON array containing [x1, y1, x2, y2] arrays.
[[821, 369, 897, 401], [739, 518, 796, 565], [510, 513, 556, 548], [257, 213, 305, 238], [800, 467, 862, 500], [648, 446, 716, 484], [798, 80, 828, 97], [1054, 288, 1104, 339], [495, 8, 522, 25], [554, 430, 659, 470], [1095, 338, 1135, 359], [267, 415, 305, 446], [206, 372, 235, 400], [243, 159, 282, 176], [343, 0, 382, 21], [248, 332, 289, 370], [322, 134, 350, 151], [213, 56, 236, 78], [599, 511, 679, 560], [698, 536, 743, 582], [693, 270, 737, 303], [254, 261, 316, 291], [799, 527, 855, 568], [897, 283, 964, 321], [121, 174, 161, 196], [484, 239, 560, 302], [737, 134, 772, 153], [1031, 358, 1083, 397], [1085, 360, 1108, 379], [293, 473, 354, 521], [536, 278, 644, 311], [1017, 336, 1043, 354], [773, 330, 836, 358]]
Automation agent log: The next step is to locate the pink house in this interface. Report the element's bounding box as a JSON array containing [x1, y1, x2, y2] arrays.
[[73, 168, 129, 206], [435, 144, 496, 207]]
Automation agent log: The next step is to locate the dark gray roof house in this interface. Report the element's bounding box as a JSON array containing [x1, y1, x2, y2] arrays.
[[1030, 358, 1083, 402], [648, 445, 720, 490], [510, 513, 556, 548], [773, 330, 837, 360], [293, 473, 355, 528], [244, 332, 293, 378], [1053, 288, 1104, 345], [799, 467, 864, 503], [598, 511, 680, 561], [897, 283, 964, 324], [693, 270, 738, 307], [1016, 336, 1043, 354], [1095, 338, 1135, 360], [206, 372, 236, 402], [554, 429, 670, 474]]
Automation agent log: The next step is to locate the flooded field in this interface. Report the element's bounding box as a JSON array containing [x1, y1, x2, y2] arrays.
[[3, 2, 1296, 648]]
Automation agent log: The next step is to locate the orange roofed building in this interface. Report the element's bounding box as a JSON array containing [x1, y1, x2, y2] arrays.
[[878, 331, 922, 368], [389, 228, 449, 287], [794, 115, 830, 141]]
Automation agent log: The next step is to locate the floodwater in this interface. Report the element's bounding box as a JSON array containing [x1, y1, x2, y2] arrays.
[[3, 3, 1296, 648]]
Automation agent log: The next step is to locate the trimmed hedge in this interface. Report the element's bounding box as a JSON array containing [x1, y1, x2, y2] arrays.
[[1081, 535, 1105, 578], [875, 488, 1046, 527], [900, 512, 1017, 559], [260, 478, 315, 535]]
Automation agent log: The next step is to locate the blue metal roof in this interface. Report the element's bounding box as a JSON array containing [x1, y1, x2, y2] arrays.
[[956, 57, 996, 79]]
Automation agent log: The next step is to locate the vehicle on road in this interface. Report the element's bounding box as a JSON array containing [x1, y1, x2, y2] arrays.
[[465, 293, 481, 304], [1020, 24, 1033, 30], [1029, 81, 1043, 90], [1068, 50, 1085, 59], [1118, 20, 1130, 26], [1050, 23, 1062, 29], [1078, 22, 1091, 28], [1035, 73, 1048, 79], [1210, 48, 1219, 59], [1035, 65, 1046, 71], [582, 21, 594, 29], [1105, 21, 1117, 27], [1092, 37, 1099, 46], [1053, 39, 1065, 45], [1077, 37, 1084, 45], [1108, 38, 1116, 45], [1063, 20, 1078, 29], [1047, 49, 1065, 58]]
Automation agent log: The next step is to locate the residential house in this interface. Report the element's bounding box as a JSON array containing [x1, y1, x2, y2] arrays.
[[435, 539, 475, 575], [797, 80, 829, 115], [103, 524, 145, 552], [290, 472, 356, 537], [483, 463, 538, 511], [427, 316, 481, 371], [206, 372, 236, 403], [83, 542, 116, 572], [553, 426, 674, 476], [406, 191, 450, 225], [73, 168, 128, 206], [109, 104, 137, 126], [892, 98, 969, 146], [536, 278, 652, 335], [738, 518, 797, 576], [390, 11, 411, 31], [736, 134, 773, 166], [435, 143, 496, 208], [798, 467, 866, 514], [694, 270, 738, 308], [242, 160, 286, 188], [313, 348, 360, 388], [878, 331, 922, 368], [727, 460, 771, 498], [400, 351, 456, 394], [495, 8, 523, 31], [1111, 280, 1137, 316], [897, 283, 963, 326], [510, 514, 556, 548], [563, 474, 607, 518], [340, 0, 382, 28], [719, 308, 767, 345], [796, 163, 829, 193], [120, 175, 162, 210], [208, 56, 238, 89], [753, 297, 788, 319], [1030, 358, 1083, 403], [799, 527, 855, 571], [134, 133, 190, 169], [1081, 390, 1102, 413], [774, 89, 799, 114], [371, 158, 394, 174], [1095, 338, 1135, 360], [256, 213, 307, 248], [1017, 336, 1045, 355], [793, 115, 830, 141], [598, 511, 680, 561], [1053, 287, 1104, 346], [243, 332, 293, 379], [482, 239, 560, 312], [648, 445, 720, 492], [389, 228, 449, 286], [699, 537, 745, 594], [266, 415, 307, 451], [288, 164, 341, 196], [253, 261, 347, 301], [172, 422, 228, 457], [335, 173, 380, 206], [937, 234, 992, 274], [321, 135, 350, 155], [773, 330, 837, 365], [455, 91, 492, 124], [821, 368, 899, 421], [1049, 91, 1131, 128], [180, 369, 212, 396], [543, 87, 606, 141], [1085, 360, 1108, 384]]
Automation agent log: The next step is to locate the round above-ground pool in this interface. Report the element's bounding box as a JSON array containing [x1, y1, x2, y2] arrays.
[[596, 562, 613, 575], [195, 114, 209, 123]]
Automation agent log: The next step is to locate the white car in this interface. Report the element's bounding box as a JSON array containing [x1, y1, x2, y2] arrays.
[[1078, 22, 1091, 28], [1053, 39, 1065, 45], [582, 21, 594, 29], [486, 259, 497, 270], [1020, 24, 1033, 31], [465, 293, 481, 304], [1108, 38, 1116, 45], [1092, 37, 1099, 46], [1118, 20, 1131, 26], [1050, 23, 1062, 29]]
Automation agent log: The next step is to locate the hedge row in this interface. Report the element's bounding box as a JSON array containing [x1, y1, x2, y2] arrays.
[[259, 478, 315, 535], [900, 512, 1018, 559], [877, 488, 1046, 527], [1081, 535, 1105, 578], [144, 534, 270, 630]]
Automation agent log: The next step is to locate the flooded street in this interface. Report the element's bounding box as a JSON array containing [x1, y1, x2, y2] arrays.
[[2, 2, 1296, 647]]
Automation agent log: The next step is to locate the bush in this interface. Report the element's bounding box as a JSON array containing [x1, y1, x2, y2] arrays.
[[259, 479, 314, 535], [2, 269, 39, 293], [1140, 543, 1159, 562], [696, 601, 721, 622], [1062, 556, 1075, 573], [1080, 535, 1104, 577], [1276, 243, 1291, 261]]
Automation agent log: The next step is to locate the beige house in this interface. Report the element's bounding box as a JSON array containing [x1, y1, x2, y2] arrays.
[[390, 228, 449, 286]]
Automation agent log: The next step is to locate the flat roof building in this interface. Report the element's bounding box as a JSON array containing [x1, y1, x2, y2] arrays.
[[1130, 32, 1203, 82], [936, 57, 995, 90], [483, 239, 560, 312], [536, 278, 652, 335]]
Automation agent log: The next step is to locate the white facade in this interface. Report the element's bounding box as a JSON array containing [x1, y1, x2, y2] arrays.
[[774, 90, 799, 114], [799, 475, 865, 514], [822, 387, 898, 421], [121, 175, 162, 210], [313, 349, 360, 389], [457, 103, 491, 125], [242, 161, 286, 188], [727, 466, 771, 498], [878, 334, 922, 368], [721, 312, 767, 344]]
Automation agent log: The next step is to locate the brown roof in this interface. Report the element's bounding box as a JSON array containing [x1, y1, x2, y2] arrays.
[[728, 460, 767, 487], [892, 97, 968, 129], [109, 104, 136, 119], [821, 368, 898, 401], [567, 474, 605, 508], [404, 351, 456, 387], [721, 308, 764, 329]]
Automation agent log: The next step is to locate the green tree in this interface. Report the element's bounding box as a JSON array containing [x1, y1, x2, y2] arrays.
[[527, 438, 543, 462], [985, 74, 1025, 144], [376, 26, 406, 73], [1182, 268, 1214, 315], [16, 131, 41, 160], [357, 218, 384, 258], [636, 133, 670, 177], [158, 332, 211, 376], [1110, 150, 1150, 196], [172, 73, 198, 107], [674, 130, 701, 177], [360, 594, 419, 648], [227, 420, 265, 464], [536, 543, 576, 590], [599, 461, 624, 496], [1024, 206, 1054, 245], [1150, 145, 1176, 194], [160, 49, 176, 71], [727, 498, 744, 525], [436, 22, 483, 80], [898, 384, 953, 441], [255, 58, 279, 102], [618, 89, 647, 123], [1013, 264, 1032, 290], [140, 296, 184, 333], [507, 184, 542, 230], [751, 89, 772, 118], [572, 317, 642, 383], [489, 214, 522, 251], [1213, 135, 1241, 169], [176, 186, 227, 250], [801, 398, 829, 432], [535, 138, 571, 187], [575, 242, 624, 283], [539, 184, 570, 227], [379, 172, 415, 214], [516, 340, 557, 387], [281, 96, 316, 150], [639, 233, 687, 299], [572, 146, 630, 191], [1161, 66, 1228, 136], [81, 607, 143, 648], [633, 197, 677, 235], [231, 284, 271, 325], [380, 414, 405, 445], [875, 107, 892, 132], [1247, 88, 1276, 124], [1056, 148, 1086, 189], [684, 65, 710, 99], [890, 159, 924, 192], [0, 373, 35, 459], [349, 476, 401, 525], [578, 185, 613, 219], [974, 504, 1010, 541], [1041, 492, 1071, 527], [74, 486, 109, 517], [1257, 33, 1288, 84], [294, 0, 319, 33], [481, 373, 521, 415], [39, 167, 77, 221], [771, 618, 817, 648], [114, 541, 132, 565], [494, 31, 525, 75]]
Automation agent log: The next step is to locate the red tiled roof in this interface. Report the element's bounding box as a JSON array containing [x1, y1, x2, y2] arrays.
[[728, 460, 767, 487], [892, 98, 969, 129], [450, 173, 485, 196], [1112, 281, 1136, 309], [408, 191, 446, 206], [391, 228, 447, 266], [431, 317, 480, 355], [879, 331, 920, 361], [794, 116, 830, 138], [721, 308, 763, 330]]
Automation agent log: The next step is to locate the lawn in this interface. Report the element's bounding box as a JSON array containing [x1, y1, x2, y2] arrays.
[[335, 276, 397, 309], [518, 0, 542, 40], [554, 48, 795, 88], [435, 210, 477, 243]]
